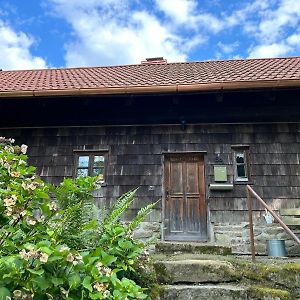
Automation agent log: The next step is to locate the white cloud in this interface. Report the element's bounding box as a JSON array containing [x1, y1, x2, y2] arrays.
[[154, 0, 197, 24], [248, 43, 291, 58], [229, 0, 300, 58], [217, 41, 239, 54], [48, 0, 197, 66], [47, 0, 300, 66], [0, 20, 47, 70], [255, 0, 300, 43], [287, 32, 300, 46], [196, 13, 225, 33], [155, 0, 229, 33]]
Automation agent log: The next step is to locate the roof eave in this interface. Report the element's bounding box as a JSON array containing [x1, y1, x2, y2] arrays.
[[1, 79, 300, 98]]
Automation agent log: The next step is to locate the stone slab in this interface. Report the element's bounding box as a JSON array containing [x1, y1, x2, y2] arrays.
[[154, 259, 237, 284], [155, 241, 232, 255], [162, 284, 248, 300]]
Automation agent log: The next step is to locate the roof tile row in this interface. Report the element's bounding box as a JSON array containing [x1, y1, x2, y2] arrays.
[[0, 57, 300, 93]]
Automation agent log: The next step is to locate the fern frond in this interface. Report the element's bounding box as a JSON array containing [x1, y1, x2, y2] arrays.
[[81, 197, 95, 225], [58, 202, 83, 247], [103, 188, 138, 226], [127, 200, 159, 231]]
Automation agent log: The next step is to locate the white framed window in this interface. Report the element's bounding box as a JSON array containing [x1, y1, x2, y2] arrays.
[[232, 147, 250, 182], [74, 151, 107, 183]]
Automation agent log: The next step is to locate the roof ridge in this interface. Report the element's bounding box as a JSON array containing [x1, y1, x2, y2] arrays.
[[1, 56, 300, 96], [1, 56, 300, 72]]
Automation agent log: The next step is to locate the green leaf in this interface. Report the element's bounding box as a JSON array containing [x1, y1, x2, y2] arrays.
[[0, 287, 11, 300], [48, 255, 63, 262], [46, 230, 55, 237], [37, 240, 51, 247], [101, 251, 117, 266], [81, 219, 97, 230], [51, 277, 64, 286], [88, 257, 98, 265], [68, 273, 81, 290], [118, 240, 133, 250], [28, 268, 45, 275], [89, 292, 103, 299], [82, 276, 92, 292], [39, 246, 53, 255], [32, 276, 50, 291]]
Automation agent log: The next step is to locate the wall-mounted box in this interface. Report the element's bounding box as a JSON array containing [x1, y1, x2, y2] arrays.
[[214, 165, 227, 182], [209, 183, 234, 191]]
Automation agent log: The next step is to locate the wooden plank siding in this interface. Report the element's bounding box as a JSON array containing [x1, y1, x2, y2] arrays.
[[2, 122, 300, 224]]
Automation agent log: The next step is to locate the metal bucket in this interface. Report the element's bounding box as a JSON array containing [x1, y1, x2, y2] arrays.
[[266, 239, 287, 257]]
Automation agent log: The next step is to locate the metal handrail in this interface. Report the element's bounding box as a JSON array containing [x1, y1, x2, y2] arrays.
[[246, 185, 300, 261]]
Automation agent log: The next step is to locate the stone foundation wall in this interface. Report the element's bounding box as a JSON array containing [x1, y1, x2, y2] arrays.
[[133, 222, 161, 240], [132, 221, 300, 256], [213, 222, 300, 256]]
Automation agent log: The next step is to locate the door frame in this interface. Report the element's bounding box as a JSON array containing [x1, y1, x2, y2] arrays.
[[162, 151, 207, 241]]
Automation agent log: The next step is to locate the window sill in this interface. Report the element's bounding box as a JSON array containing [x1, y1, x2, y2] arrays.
[[234, 181, 253, 185]]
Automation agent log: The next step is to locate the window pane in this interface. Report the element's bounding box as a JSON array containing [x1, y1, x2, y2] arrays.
[[237, 164, 246, 178], [78, 156, 89, 167], [236, 153, 244, 164], [94, 156, 105, 167], [93, 168, 104, 181], [77, 168, 89, 177]]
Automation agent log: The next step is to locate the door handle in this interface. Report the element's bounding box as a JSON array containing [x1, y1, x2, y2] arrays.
[[165, 189, 169, 200]]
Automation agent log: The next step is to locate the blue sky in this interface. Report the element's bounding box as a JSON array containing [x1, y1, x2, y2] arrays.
[[0, 0, 300, 70]]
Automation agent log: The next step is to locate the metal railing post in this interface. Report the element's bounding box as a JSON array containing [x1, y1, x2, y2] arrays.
[[247, 185, 300, 247], [247, 187, 256, 262]]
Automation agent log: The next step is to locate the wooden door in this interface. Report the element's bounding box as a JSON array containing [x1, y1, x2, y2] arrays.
[[164, 154, 207, 241]]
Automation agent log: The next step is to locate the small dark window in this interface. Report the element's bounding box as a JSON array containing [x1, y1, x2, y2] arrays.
[[232, 147, 250, 182], [74, 152, 107, 183]]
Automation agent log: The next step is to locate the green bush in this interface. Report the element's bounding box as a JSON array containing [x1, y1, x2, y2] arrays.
[[0, 137, 155, 299]]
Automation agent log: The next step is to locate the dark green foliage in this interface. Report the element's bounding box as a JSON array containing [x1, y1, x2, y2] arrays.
[[0, 138, 156, 299]]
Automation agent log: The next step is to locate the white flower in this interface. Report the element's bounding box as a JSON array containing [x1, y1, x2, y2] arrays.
[[96, 262, 112, 276], [48, 202, 58, 211], [96, 261, 103, 271], [26, 218, 36, 226], [19, 249, 30, 260], [103, 267, 112, 276], [93, 282, 108, 292], [37, 215, 45, 222], [103, 290, 110, 297], [40, 253, 49, 263], [66, 253, 74, 263], [20, 144, 28, 154], [20, 210, 27, 217], [13, 290, 22, 297], [22, 181, 40, 191], [4, 197, 16, 207], [10, 171, 20, 178], [5, 210, 12, 216], [75, 255, 82, 261], [59, 246, 70, 252], [4, 145, 14, 153], [28, 182, 39, 190]]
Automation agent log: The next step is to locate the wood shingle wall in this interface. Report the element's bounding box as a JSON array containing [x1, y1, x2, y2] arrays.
[[2, 122, 300, 224]]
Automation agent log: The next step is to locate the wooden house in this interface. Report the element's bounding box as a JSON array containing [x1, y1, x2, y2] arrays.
[[1, 56, 300, 254]]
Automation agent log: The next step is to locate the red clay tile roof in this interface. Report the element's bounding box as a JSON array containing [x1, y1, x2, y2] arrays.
[[0, 57, 300, 97]]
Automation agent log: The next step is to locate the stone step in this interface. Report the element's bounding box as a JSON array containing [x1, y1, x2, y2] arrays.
[[155, 241, 232, 255], [154, 259, 238, 284], [161, 284, 248, 300]]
